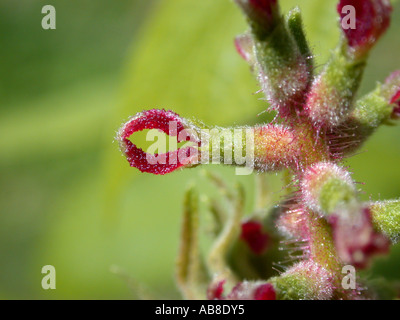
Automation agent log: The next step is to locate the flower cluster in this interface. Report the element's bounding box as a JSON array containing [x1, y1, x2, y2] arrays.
[[117, 0, 400, 300]]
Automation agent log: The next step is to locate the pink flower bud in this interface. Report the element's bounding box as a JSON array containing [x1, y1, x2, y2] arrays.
[[117, 109, 200, 175], [329, 207, 390, 269], [338, 0, 392, 58], [240, 220, 270, 255]]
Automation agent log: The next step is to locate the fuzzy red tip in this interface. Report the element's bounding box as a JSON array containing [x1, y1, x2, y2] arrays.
[[338, 0, 392, 55], [253, 283, 276, 300], [329, 208, 390, 269], [117, 109, 199, 175], [240, 220, 270, 255]]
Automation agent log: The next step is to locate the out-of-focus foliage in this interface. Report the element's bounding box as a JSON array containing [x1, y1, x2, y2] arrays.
[[0, 0, 399, 299]]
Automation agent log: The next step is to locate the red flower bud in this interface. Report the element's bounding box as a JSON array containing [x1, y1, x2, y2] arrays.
[[338, 0, 392, 58], [253, 283, 277, 300], [247, 0, 278, 23], [227, 281, 276, 300], [386, 70, 400, 119], [240, 220, 270, 255], [329, 207, 390, 269], [117, 109, 200, 175]]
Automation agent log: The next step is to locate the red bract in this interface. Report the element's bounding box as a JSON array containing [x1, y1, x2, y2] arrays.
[[235, 0, 279, 33], [329, 208, 390, 269], [338, 0, 392, 56], [240, 220, 270, 255], [117, 109, 200, 175]]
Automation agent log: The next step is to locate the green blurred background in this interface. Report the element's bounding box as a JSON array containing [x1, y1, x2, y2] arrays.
[[0, 0, 399, 299]]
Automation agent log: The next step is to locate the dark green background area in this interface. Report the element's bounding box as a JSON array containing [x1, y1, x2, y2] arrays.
[[0, 0, 399, 299]]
